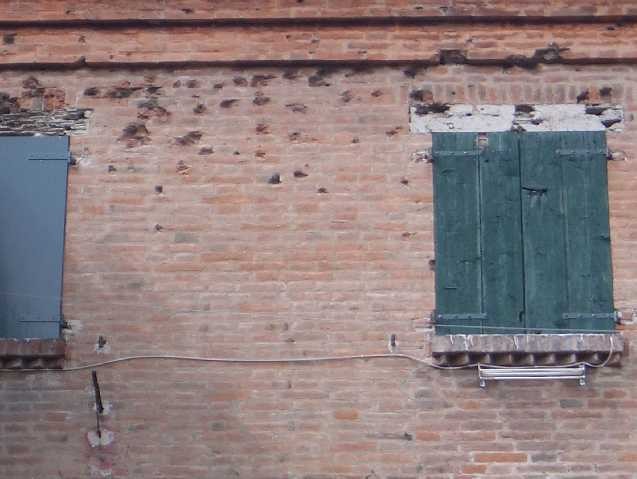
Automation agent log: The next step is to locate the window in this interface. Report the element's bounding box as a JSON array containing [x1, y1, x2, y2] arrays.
[[0, 136, 70, 339], [433, 131, 614, 335]]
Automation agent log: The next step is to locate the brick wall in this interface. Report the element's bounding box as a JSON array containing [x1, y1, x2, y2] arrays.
[[1, 0, 637, 21], [1, 3, 637, 479]]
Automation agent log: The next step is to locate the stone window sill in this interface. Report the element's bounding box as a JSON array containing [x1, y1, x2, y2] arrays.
[[0, 338, 65, 369], [431, 333, 624, 366]]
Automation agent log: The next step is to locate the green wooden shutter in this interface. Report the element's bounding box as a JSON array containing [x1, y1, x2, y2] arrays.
[[520, 131, 614, 332], [433, 133, 483, 334], [479, 133, 525, 333], [0, 136, 70, 339], [433, 132, 524, 334]]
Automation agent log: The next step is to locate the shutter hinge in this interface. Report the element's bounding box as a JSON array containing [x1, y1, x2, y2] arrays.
[[28, 152, 71, 162], [562, 312, 616, 321], [433, 150, 478, 159], [436, 313, 487, 321], [556, 148, 607, 157]]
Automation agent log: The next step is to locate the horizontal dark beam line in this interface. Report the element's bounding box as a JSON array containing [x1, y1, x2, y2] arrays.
[[1, 57, 637, 72], [0, 15, 635, 30]]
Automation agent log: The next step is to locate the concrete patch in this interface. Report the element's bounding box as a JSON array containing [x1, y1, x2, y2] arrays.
[[410, 103, 624, 133]]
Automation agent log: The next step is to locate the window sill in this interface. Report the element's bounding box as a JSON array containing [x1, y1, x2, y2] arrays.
[[0, 338, 65, 369], [431, 333, 623, 366]]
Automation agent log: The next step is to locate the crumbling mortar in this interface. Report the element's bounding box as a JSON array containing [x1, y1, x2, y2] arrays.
[[0, 108, 91, 135]]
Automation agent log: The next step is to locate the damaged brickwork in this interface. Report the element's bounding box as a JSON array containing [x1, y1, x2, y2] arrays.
[[409, 103, 624, 133], [0, 3, 637, 479], [0, 108, 91, 135]]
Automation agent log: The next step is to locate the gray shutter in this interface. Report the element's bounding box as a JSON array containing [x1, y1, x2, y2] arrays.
[[0, 136, 69, 339]]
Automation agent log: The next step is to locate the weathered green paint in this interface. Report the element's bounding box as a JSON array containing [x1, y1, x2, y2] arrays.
[[434, 131, 614, 335], [558, 131, 614, 331], [433, 133, 483, 334], [479, 133, 525, 333], [520, 132, 569, 331]]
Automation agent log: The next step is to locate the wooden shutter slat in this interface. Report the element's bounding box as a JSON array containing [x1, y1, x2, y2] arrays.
[[520, 132, 569, 331], [559, 131, 614, 331], [479, 132, 525, 333], [520, 131, 614, 332], [433, 133, 483, 334]]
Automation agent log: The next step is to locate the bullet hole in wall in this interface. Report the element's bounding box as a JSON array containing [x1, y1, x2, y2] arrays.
[[341, 90, 353, 103], [137, 98, 170, 120], [253, 93, 271, 106], [283, 70, 300, 80], [410, 89, 434, 102], [576, 90, 590, 103], [251, 74, 276, 87], [3, 33, 16, 44], [285, 103, 307, 113], [119, 122, 150, 147], [413, 103, 450, 115], [106, 85, 142, 99], [176, 160, 191, 174], [220, 99, 239, 108], [256, 123, 270, 134], [175, 131, 202, 146]]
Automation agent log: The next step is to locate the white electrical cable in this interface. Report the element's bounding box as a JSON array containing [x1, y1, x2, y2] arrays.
[[0, 336, 615, 373]]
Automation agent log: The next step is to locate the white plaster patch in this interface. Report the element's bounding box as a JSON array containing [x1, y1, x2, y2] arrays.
[[87, 429, 115, 448], [410, 103, 624, 133], [410, 104, 514, 133], [89, 464, 113, 479]]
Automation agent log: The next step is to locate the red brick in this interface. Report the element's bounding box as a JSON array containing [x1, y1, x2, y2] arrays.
[[474, 453, 528, 463]]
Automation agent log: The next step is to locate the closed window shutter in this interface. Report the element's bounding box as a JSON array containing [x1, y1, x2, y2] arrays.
[[433, 133, 483, 334], [0, 136, 69, 339], [520, 131, 614, 332], [433, 133, 525, 334], [479, 133, 525, 333]]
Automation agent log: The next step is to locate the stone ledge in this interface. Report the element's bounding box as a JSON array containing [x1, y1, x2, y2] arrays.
[[0, 338, 66, 369], [431, 334, 623, 366]]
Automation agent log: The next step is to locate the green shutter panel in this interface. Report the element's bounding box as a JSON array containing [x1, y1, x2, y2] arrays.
[[433, 133, 483, 334], [479, 133, 525, 333], [0, 136, 70, 339], [557, 132, 614, 331], [433, 133, 525, 334], [520, 131, 614, 332]]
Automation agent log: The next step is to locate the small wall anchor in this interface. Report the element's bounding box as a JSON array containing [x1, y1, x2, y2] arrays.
[[92, 370, 105, 438]]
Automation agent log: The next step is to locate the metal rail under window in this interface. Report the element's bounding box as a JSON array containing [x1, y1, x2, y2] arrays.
[[478, 364, 586, 388]]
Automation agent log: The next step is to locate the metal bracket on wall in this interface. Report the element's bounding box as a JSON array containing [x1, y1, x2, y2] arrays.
[[91, 370, 105, 438], [478, 364, 586, 388]]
